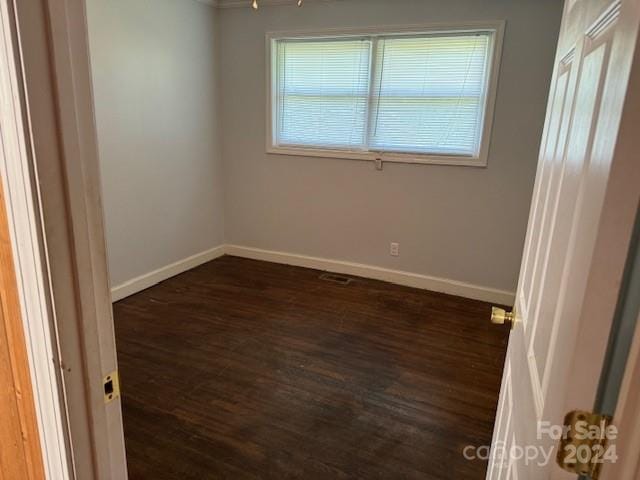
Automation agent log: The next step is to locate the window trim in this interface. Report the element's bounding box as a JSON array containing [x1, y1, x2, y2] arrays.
[[265, 22, 505, 167]]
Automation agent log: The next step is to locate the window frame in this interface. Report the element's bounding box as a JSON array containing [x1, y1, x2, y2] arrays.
[[266, 22, 505, 167]]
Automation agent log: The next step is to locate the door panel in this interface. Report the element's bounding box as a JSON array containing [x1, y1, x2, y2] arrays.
[[535, 38, 610, 397], [520, 65, 571, 325], [488, 0, 640, 477]]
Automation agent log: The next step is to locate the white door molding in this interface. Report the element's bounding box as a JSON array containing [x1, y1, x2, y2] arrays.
[[0, 1, 72, 478], [13, 0, 128, 478]]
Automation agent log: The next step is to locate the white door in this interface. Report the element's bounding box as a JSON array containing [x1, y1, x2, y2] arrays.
[[488, 0, 640, 478]]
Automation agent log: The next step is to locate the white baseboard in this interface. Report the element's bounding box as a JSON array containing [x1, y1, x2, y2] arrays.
[[111, 243, 515, 305], [110, 245, 226, 302], [226, 244, 515, 305]]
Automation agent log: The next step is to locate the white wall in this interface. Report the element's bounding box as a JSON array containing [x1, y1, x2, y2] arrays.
[[88, 0, 562, 299], [87, 0, 224, 287], [218, 0, 562, 293]]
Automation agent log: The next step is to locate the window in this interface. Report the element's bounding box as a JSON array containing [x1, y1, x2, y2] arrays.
[[267, 25, 503, 166]]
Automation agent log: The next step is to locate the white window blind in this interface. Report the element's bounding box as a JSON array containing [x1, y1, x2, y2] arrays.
[[370, 34, 491, 156], [272, 30, 495, 160], [276, 39, 372, 149]]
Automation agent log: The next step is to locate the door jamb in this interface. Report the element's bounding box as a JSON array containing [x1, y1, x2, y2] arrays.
[[0, 0, 72, 478], [600, 308, 640, 478], [9, 0, 127, 478]]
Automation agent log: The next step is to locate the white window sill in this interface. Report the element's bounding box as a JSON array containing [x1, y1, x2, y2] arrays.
[[266, 145, 488, 168]]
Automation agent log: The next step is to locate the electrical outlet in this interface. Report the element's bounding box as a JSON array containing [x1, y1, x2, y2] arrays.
[[390, 242, 400, 257]]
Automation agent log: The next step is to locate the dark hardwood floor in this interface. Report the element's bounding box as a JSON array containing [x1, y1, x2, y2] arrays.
[[113, 255, 509, 480]]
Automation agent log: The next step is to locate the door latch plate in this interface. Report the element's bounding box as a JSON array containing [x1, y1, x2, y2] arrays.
[[103, 370, 120, 404]]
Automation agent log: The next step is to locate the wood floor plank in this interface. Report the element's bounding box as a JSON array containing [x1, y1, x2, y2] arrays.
[[114, 255, 509, 479]]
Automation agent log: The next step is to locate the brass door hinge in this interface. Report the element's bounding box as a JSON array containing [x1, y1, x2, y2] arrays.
[[103, 370, 120, 404], [556, 410, 613, 479]]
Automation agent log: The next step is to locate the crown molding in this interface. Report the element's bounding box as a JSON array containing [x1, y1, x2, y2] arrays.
[[215, 0, 338, 8], [191, 0, 340, 9]]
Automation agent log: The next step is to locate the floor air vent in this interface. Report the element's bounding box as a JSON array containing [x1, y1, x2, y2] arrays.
[[319, 273, 353, 285]]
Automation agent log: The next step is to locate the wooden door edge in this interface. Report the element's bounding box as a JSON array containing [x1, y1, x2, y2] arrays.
[[0, 179, 45, 478]]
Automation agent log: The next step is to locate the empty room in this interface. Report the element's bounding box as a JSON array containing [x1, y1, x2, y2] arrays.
[[3, 0, 640, 478]]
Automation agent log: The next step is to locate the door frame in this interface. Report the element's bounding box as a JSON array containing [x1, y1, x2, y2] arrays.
[[4, 0, 127, 478], [0, 0, 72, 478], [599, 204, 640, 478], [601, 308, 640, 478], [6, 0, 640, 479]]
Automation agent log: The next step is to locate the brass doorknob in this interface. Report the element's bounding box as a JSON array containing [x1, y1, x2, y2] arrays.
[[491, 306, 515, 329]]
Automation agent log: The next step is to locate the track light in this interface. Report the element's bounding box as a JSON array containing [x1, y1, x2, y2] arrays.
[[251, 0, 303, 9]]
